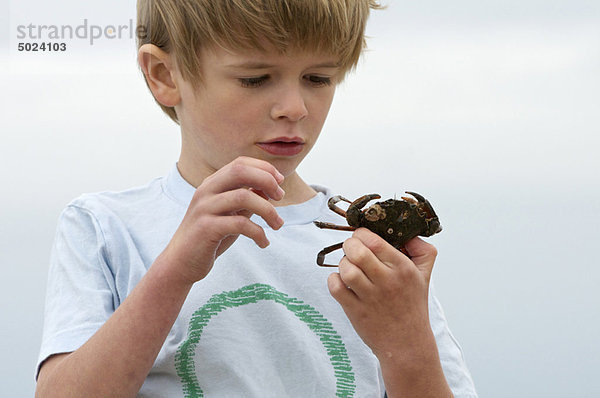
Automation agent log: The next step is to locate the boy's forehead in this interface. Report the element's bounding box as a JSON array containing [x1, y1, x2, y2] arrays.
[[206, 43, 341, 68]]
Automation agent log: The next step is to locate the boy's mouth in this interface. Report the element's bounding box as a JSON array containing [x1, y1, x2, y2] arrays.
[[257, 137, 305, 157]]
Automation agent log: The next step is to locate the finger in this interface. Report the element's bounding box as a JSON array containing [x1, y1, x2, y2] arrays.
[[213, 214, 270, 249], [209, 188, 284, 230], [404, 237, 438, 277], [229, 156, 285, 184], [338, 255, 373, 296], [236, 189, 269, 220], [352, 228, 408, 268], [204, 157, 285, 200], [327, 272, 359, 306], [341, 237, 382, 283], [249, 187, 269, 201]]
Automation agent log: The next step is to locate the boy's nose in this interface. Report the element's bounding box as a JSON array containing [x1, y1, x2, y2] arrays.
[[270, 86, 308, 122]]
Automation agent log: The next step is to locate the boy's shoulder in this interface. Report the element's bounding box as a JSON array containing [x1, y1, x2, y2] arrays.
[[64, 173, 173, 223], [73, 176, 163, 207], [60, 164, 199, 228]]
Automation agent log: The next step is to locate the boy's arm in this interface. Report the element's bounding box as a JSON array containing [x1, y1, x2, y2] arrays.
[[36, 157, 285, 398], [36, 257, 194, 397], [328, 229, 454, 398]]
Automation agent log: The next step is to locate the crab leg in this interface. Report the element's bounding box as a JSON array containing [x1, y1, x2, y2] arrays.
[[313, 221, 356, 231], [316, 242, 343, 267], [327, 195, 352, 218]]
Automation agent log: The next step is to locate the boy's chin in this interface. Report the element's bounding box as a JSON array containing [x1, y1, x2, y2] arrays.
[[262, 157, 304, 178]]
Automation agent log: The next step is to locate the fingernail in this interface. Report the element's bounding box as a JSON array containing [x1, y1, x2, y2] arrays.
[[275, 170, 285, 183], [276, 186, 285, 200]]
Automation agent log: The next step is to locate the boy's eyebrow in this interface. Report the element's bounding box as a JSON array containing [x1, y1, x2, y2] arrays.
[[224, 61, 340, 69]]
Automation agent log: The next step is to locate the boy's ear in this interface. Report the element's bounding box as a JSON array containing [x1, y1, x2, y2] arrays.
[[137, 44, 181, 107]]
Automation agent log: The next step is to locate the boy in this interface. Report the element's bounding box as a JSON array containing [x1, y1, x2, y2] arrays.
[[36, 0, 477, 397]]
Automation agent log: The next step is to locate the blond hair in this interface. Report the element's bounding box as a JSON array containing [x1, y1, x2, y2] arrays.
[[137, 0, 383, 123]]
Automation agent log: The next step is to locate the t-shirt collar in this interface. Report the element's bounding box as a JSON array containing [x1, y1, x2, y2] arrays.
[[162, 163, 197, 207]]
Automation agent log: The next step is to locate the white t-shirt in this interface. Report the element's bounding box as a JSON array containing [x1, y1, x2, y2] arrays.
[[38, 165, 478, 397]]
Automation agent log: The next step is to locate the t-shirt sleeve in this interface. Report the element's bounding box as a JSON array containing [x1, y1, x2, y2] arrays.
[[36, 204, 118, 378], [429, 283, 479, 397]]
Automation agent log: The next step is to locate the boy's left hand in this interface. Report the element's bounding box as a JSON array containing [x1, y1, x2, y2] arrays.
[[327, 227, 437, 360]]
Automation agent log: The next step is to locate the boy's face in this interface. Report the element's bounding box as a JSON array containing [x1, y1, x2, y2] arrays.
[[174, 43, 340, 180]]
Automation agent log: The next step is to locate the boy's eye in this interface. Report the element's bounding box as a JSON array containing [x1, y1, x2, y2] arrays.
[[239, 75, 269, 88], [238, 74, 333, 88], [306, 75, 333, 87]]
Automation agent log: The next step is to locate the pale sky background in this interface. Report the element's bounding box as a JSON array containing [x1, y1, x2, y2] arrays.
[[1, 0, 599, 396]]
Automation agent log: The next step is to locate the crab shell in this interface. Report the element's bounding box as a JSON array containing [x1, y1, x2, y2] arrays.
[[348, 192, 442, 250]]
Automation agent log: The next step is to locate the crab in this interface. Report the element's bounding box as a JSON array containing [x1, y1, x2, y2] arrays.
[[313, 192, 442, 266]]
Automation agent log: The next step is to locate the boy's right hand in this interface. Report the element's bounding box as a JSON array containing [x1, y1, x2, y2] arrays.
[[37, 156, 284, 397], [159, 156, 285, 285]]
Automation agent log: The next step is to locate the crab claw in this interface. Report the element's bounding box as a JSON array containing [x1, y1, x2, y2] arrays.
[[351, 194, 381, 209], [401, 191, 424, 206], [405, 191, 426, 203], [405, 191, 442, 235]]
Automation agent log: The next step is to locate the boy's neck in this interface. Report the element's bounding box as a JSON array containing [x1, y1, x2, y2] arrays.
[[273, 172, 317, 207]]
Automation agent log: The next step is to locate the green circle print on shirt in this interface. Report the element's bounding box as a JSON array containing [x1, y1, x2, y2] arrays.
[[175, 283, 356, 397]]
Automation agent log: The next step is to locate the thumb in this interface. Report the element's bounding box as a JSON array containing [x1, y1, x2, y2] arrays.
[[404, 237, 438, 280]]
